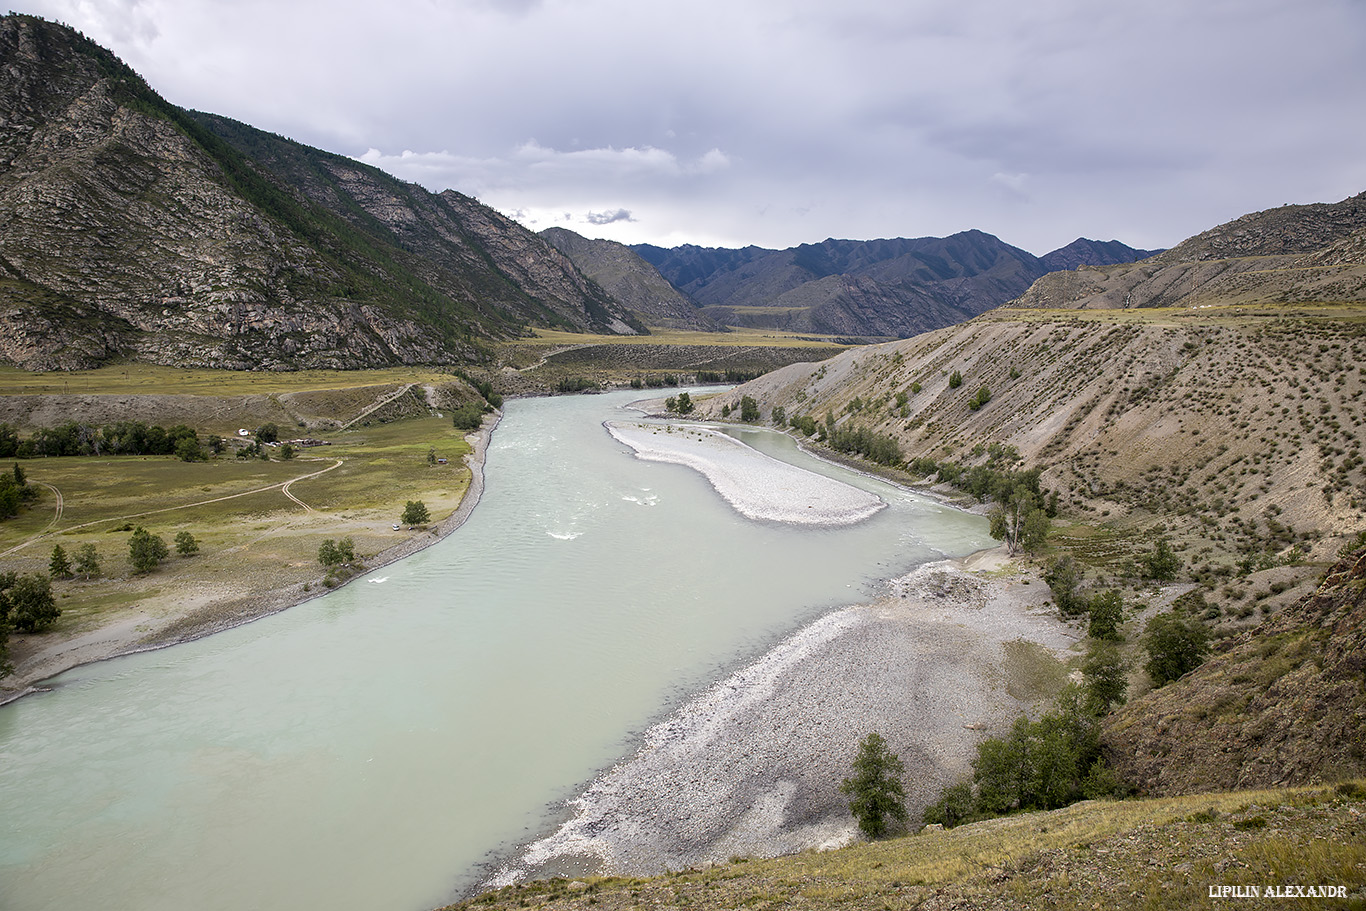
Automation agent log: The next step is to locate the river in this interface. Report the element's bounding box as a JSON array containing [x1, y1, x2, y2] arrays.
[[0, 389, 989, 911]]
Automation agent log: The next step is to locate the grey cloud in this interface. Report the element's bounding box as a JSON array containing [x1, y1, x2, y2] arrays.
[[585, 209, 635, 226]]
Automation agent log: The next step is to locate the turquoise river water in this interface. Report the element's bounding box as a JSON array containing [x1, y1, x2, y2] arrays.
[[0, 389, 989, 911]]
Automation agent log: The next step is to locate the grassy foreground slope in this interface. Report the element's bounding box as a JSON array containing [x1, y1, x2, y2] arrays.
[[447, 782, 1366, 911]]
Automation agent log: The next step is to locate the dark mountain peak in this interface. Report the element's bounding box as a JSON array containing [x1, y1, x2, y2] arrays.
[[1040, 238, 1163, 272]]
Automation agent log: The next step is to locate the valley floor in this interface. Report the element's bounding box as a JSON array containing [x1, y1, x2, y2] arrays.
[[0, 417, 498, 702]]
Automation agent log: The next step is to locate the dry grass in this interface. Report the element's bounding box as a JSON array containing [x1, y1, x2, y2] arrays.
[[450, 782, 1366, 911]]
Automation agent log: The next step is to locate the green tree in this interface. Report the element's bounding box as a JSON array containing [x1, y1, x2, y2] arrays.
[[74, 543, 101, 579], [1, 572, 60, 632], [318, 537, 356, 568], [1044, 554, 1084, 617], [174, 531, 200, 557], [1142, 610, 1210, 686], [920, 778, 976, 828], [255, 423, 279, 444], [278, 443, 295, 461], [948, 370, 963, 389], [1087, 589, 1125, 641], [771, 405, 786, 427], [968, 386, 992, 411], [1081, 640, 1128, 713], [402, 500, 430, 525], [175, 436, 204, 462], [49, 544, 72, 579], [427, 448, 437, 466], [128, 527, 169, 574], [1141, 537, 1181, 581], [839, 732, 908, 838], [675, 391, 694, 415], [988, 486, 1050, 555], [739, 395, 760, 422], [453, 402, 486, 431]]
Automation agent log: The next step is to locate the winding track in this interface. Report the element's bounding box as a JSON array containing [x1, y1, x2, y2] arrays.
[[0, 459, 344, 557]]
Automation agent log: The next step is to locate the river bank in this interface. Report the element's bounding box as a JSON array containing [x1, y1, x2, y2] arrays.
[[486, 547, 1079, 887], [0, 413, 501, 704]]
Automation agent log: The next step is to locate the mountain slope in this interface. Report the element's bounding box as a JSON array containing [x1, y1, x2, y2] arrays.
[[635, 232, 1157, 338], [1103, 546, 1366, 795], [1014, 193, 1366, 311], [0, 14, 639, 371], [539, 227, 715, 330], [694, 193, 1366, 566]]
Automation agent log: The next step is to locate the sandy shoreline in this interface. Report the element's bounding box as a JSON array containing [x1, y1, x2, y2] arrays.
[[0, 412, 502, 705], [605, 420, 885, 526], [485, 547, 1079, 888]]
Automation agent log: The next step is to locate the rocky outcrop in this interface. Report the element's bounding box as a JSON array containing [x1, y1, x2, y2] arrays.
[[0, 14, 641, 371], [1102, 548, 1366, 795]]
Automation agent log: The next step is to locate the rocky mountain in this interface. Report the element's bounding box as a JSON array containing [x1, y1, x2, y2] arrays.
[[633, 232, 1159, 338], [1014, 192, 1366, 310], [539, 227, 716, 330], [0, 14, 641, 371], [1102, 545, 1366, 795]]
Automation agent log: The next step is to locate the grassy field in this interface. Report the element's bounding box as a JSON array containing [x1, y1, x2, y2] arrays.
[[0, 363, 462, 396], [449, 782, 1366, 911], [1, 408, 474, 670]]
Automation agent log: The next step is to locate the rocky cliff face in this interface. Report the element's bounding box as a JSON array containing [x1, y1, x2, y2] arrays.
[[0, 14, 640, 371], [1103, 547, 1366, 795]]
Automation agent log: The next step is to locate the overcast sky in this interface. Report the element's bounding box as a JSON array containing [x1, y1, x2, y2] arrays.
[[19, 0, 1366, 254]]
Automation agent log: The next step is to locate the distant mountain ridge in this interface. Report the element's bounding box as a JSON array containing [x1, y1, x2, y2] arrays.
[[631, 233, 1161, 338], [0, 14, 641, 371], [539, 228, 717, 331]]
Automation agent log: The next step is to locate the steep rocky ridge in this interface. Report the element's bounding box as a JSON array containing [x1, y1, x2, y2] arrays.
[[539, 227, 714, 330], [0, 14, 640, 372], [1014, 193, 1366, 311], [1103, 546, 1366, 794], [635, 233, 1158, 338]]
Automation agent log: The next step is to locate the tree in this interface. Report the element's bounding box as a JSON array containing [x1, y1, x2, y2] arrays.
[[402, 500, 430, 525], [988, 486, 1050, 555], [427, 448, 437, 466], [1, 572, 60, 632], [771, 405, 786, 427], [74, 543, 101, 579], [740, 395, 760, 423], [675, 391, 694, 415], [128, 526, 169, 574], [1143, 610, 1210, 686], [318, 537, 356, 568], [948, 370, 963, 389], [1087, 589, 1125, 641], [1141, 537, 1181, 581], [1081, 640, 1128, 713], [968, 386, 992, 411], [278, 443, 295, 461], [49, 544, 72, 579], [1043, 555, 1084, 617], [175, 531, 200, 557], [255, 423, 279, 444], [452, 401, 486, 431], [839, 732, 908, 838], [175, 436, 204, 462]]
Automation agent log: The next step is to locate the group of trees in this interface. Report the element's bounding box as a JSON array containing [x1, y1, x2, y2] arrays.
[[0, 420, 205, 459], [664, 392, 694, 415], [0, 463, 38, 519], [0, 571, 62, 677]]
